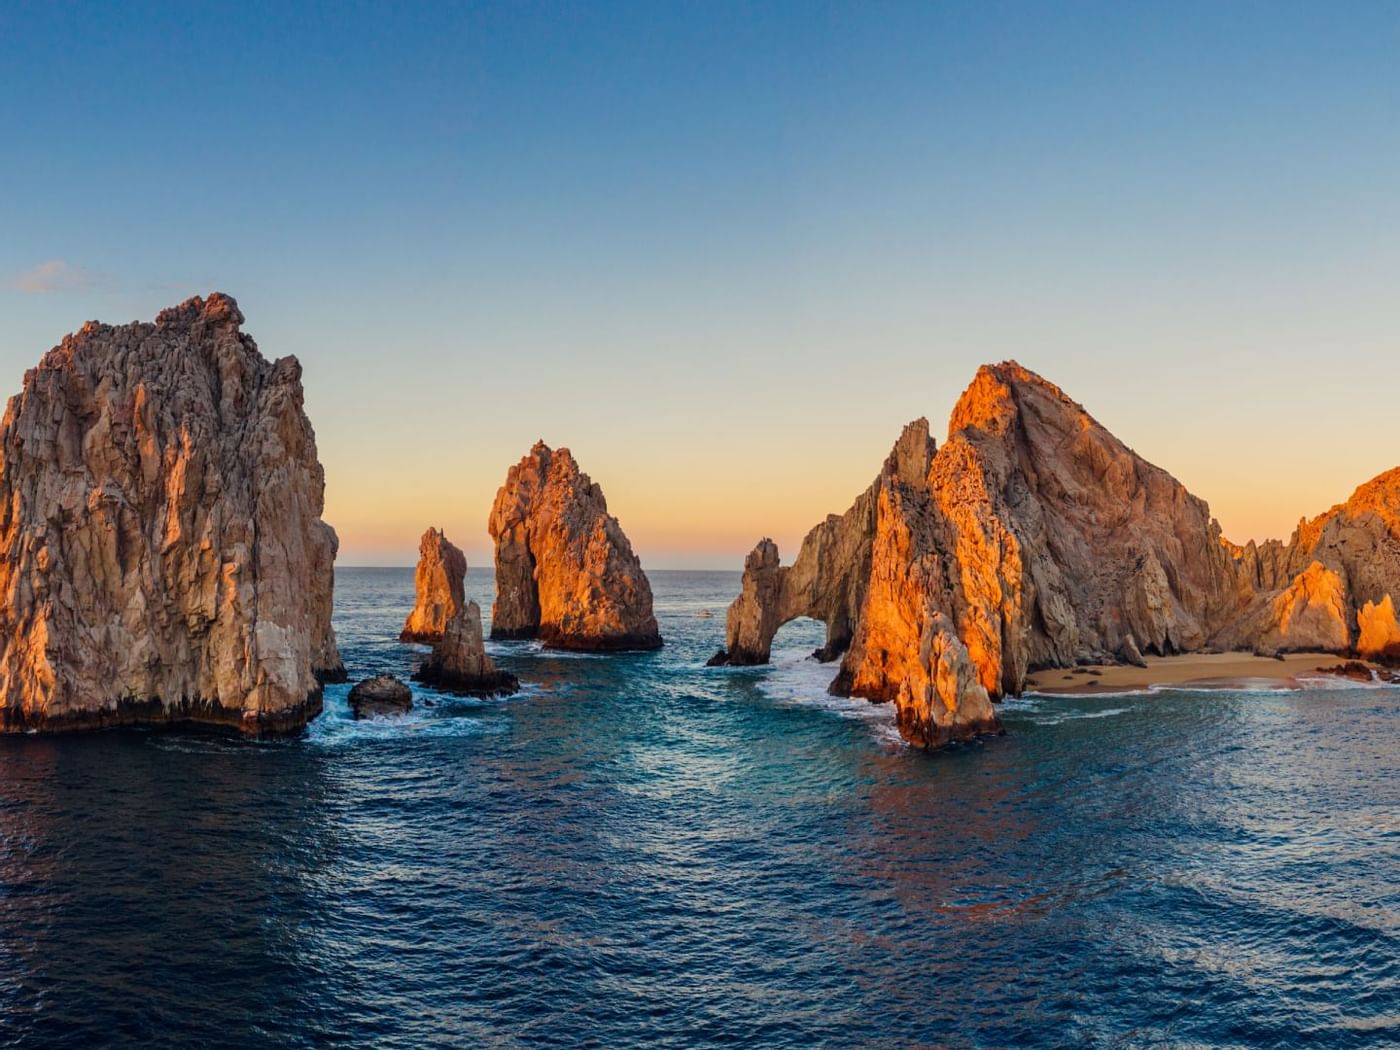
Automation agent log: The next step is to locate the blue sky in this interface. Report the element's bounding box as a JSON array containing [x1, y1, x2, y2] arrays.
[[2, 1, 1397, 567]]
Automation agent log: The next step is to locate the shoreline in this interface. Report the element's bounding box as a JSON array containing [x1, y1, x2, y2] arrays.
[[1023, 651, 1394, 696]]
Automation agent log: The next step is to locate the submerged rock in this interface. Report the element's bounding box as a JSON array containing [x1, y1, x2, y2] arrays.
[[488, 441, 661, 651], [0, 294, 342, 735], [401, 527, 468, 644], [711, 361, 1400, 749], [348, 675, 413, 719]]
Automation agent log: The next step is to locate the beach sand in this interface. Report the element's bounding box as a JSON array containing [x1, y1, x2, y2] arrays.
[[1024, 651, 1385, 695]]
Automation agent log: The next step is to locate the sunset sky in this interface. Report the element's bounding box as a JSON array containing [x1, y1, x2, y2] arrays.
[[2, 2, 1398, 568]]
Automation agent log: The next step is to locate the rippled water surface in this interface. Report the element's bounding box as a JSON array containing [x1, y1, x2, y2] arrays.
[[2, 568, 1398, 1048]]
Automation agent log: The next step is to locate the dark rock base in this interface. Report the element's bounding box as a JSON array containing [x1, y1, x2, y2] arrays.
[[412, 667, 521, 698], [0, 691, 325, 737]]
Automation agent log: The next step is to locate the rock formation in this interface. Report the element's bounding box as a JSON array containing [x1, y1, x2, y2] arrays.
[[399, 526, 518, 695], [710, 362, 1400, 749], [488, 441, 661, 651], [0, 294, 343, 735], [401, 527, 468, 644], [413, 602, 519, 696], [349, 674, 413, 719], [1226, 467, 1400, 662]]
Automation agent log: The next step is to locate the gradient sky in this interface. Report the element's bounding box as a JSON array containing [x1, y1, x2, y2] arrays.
[[2, 2, 1397, 568]]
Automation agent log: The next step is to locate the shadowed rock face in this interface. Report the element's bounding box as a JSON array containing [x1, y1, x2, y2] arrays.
[[413, 600, 519, 697], [0, 294, 342, 735], [712, 362, 1400, 748], [488, 441, 661, 651], [349, 674, 412, 719], [401, 527, 468, 644]]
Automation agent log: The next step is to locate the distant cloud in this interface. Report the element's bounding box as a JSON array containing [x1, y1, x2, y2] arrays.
[[12, 260, 112, 294]]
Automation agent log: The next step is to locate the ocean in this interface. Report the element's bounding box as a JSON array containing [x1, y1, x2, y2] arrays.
[[1, 567, 1396, 1048]]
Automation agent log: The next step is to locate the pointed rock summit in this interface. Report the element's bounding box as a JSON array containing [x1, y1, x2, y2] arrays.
[[401, 527, 468, 644], [0, 294, 342, 735], [401, 527, 518, 696], [488, 441, 661, 651], [712, 361, 1400, 749]]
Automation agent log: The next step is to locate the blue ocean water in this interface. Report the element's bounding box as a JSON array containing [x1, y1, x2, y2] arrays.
[[1, 567, 1397, 1048]]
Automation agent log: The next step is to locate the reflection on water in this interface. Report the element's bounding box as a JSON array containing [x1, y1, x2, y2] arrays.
[[1, 568, 1397, 1048]]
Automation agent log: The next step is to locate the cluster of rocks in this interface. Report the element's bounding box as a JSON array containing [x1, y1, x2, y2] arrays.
[[4, 298, 1395, 747], [400, 527, 518, 697], [0, 296, 665, 735], [709, 362, 1400, 749]]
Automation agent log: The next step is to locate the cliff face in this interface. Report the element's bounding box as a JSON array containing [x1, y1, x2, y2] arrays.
[[0, 294, 342, 734], [401, 527, 468, 644], [487, 441, 661, 651], [713, 361, 1400, 748]]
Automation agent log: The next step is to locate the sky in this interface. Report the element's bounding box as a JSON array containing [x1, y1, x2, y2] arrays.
[[1, 1, 1397, 568]]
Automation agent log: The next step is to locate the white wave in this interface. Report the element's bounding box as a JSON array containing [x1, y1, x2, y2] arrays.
[[1024, 706, 1133, 726], [753, 647, 903, 747]]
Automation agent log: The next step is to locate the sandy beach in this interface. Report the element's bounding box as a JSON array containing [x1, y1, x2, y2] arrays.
[[1023, 651, 1390, 695]]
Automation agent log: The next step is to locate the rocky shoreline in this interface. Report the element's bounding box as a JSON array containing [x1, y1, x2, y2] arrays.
[[1, 301, 1396, 747]]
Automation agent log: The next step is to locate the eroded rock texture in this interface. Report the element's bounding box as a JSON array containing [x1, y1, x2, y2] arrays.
[[401, 527, 467, 643], [414, 601, 519, 697], [399, 526, 518, 696], [712, 362, 1400, 748], [488, 441, 661, 651], [349, 674, 412, 720], [0, 294, 342, 735]]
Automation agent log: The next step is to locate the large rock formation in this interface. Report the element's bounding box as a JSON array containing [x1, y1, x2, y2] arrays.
[[711, 362, 1400, 748], [0, 294, 343, 735], [400, 527, 468, 643], [488, 441, 661, 651]]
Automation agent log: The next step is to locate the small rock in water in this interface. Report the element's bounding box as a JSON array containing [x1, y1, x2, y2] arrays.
[[348, 675, 413, 719], [1315, 661, 1376, 684]]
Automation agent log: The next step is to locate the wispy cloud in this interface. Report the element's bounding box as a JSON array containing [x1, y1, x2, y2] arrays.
[[12, 260, 112, 294]]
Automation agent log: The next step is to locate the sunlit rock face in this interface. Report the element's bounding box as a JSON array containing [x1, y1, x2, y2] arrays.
[[713, 361, 1400, 748], [488, 441, 661, 651], [0, 294, 343, 735], [400, 526, 518, 696], [1228, 467, 1400, 661], [401, 527, 468, 644]]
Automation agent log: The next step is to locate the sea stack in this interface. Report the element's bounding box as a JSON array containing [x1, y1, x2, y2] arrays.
[[414, 601, 519, 696], [401, 527, 468, 643], [0, 294, 343, 735], [488, 441, 661, 651], [710, 361, 1400, 749], [403, 527, 519, 696]]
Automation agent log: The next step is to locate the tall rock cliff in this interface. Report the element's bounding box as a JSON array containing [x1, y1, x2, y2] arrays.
[[0, 294, 342, 734], [401, 527, 468, 643], [488, 441, 661, 651], [712, 361, 1400, 749]]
